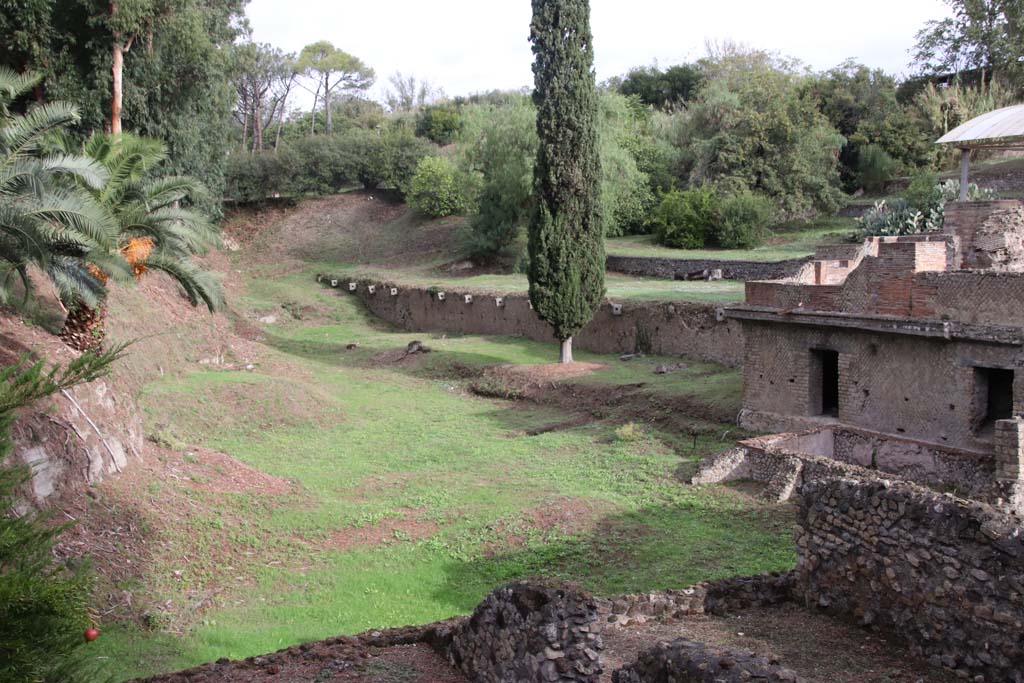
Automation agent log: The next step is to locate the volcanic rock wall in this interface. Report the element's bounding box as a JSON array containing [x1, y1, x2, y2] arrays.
[[612, 639, 806, 683], [794, 477, 1024, 682], [446, 582, 603, 683]]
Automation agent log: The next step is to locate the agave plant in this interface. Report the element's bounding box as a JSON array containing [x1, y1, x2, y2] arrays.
[[0, 68, 122, 312], [60, 132, 225, 350]]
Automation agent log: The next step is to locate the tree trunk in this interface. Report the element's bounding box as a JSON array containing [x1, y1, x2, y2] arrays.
[[253, 100, 262, 153], [310, 82, 319, 135], [111, 41, 124, 134], [274, 99, 286, 151], [240, 110, 249, 152], [60, 304, 107, 352], [559, 337, 573, 364], [323, 74, 332, 135]]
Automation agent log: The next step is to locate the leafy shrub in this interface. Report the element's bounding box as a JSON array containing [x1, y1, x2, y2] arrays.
[[614, 422, 645, 442], [856, 144, 899, 193], [289, 135, 360, 195], [416, 104, 462, 144], [224, 148, 301, 202], [903, 170, 940, 210], [715, 191, 775, 248], [408, 156, 467, 217], [652, 188, 718, 249]]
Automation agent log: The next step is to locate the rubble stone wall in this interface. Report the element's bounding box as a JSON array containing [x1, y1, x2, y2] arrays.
[[445, 582, 603, 683], [795, 477, 1024, 682], [612, 639, 806, 683]]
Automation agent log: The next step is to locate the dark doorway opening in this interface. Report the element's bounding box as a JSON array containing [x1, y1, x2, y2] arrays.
[[973, 367, 1014, 433], [811, 350, 840, 417]]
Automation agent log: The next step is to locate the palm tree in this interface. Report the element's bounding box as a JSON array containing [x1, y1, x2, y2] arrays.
[[0, 68, 121, 313], [60, 132, 225, 350]]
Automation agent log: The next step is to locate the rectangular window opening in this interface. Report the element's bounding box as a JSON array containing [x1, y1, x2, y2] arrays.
[[973, 367, 1014, 434], [810, 350, 840, 418]]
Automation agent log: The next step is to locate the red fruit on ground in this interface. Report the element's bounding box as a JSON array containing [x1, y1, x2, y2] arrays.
[[84, 628, 100, 642]]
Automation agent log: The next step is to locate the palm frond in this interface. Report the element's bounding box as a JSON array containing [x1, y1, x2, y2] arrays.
[[0, 68, 41, 107], [141, 252, 225, 313], [120, 205, 220, 255], [23, 190, 119, 251], [0, 101, 81, 162], [44, 256, 107, 309], [0, 156, 109, 196], [141, 175, 209, 209]]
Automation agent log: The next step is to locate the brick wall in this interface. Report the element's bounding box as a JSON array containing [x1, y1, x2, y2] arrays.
[[739, 320, 1021, 452], [605, 255, 809, 281]]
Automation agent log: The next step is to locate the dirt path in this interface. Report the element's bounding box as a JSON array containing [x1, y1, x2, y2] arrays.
[[599, 603, 962, 683]]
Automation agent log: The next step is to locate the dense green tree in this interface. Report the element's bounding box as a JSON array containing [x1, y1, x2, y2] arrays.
[[297, 41, 374, 135], [408, 156, 467, 217], [416, 103, 462, 144], [233, 42, 297, 153], [913, 0, 1024, 86], [528, 0, 604, 364], [614, 63, 703, 108], [455, 99, 537, 258], [808, 61, 934, 188], [680, 48, 845, 216]]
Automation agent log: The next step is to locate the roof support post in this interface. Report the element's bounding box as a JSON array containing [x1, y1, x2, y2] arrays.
[[960, 148, 970, 202]]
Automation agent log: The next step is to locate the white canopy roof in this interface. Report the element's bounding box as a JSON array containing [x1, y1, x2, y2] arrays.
[[937, 104, 1024, 149]]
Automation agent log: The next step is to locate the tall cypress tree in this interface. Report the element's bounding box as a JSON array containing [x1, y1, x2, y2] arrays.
[[528, 0, 604, 364]]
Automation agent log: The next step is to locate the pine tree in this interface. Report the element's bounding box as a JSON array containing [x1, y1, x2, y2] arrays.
[[0, 349, 123, 683], [528, 0, 605, 364]]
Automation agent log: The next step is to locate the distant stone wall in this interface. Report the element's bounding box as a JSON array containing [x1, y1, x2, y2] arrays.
[[795, 477, 1024, 682], [606, 255, 810, 282], [612, 639, 806, 683], [595, 573, 795, 629], [321, 276, 745, 367], [446, 582, 603, 683]]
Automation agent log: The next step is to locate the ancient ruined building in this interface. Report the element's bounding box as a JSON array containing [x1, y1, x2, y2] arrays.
[[719, 200, 1024, 510]]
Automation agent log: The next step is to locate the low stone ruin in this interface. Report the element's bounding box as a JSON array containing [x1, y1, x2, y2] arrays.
[[613, 639, 805, 683], [446, 582, 602, 683]]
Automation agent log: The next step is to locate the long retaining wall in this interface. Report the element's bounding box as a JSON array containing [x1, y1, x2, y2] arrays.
[[795, 477, 1024, 682], [321, 275, 744, 367], [606, 254, 810, 282]]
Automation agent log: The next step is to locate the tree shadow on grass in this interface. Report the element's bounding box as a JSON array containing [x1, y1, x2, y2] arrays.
[[429, 499, 797, 615]]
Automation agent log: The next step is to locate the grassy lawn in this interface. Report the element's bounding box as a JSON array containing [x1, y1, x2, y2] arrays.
[[605, 216, 856, 262], [92, 269, 793, 680]]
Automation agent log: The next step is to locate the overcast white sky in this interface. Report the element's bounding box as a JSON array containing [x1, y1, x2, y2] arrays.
[[246, 0, 952, 103]]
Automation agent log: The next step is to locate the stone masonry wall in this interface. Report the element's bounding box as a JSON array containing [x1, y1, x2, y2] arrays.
[[445, 581, 603, 683], [612, 639, 806, 683], [795, 477, 1024, 682], [321, 276, 745, 367], [606, 255, 809, 282]]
